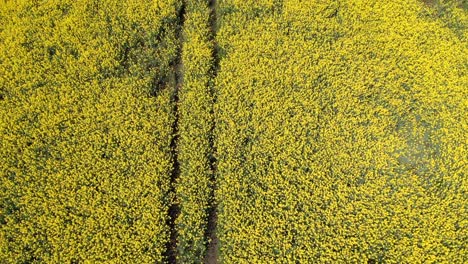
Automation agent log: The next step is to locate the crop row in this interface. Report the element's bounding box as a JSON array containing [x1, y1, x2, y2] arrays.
[[175, 0, 216, 262]]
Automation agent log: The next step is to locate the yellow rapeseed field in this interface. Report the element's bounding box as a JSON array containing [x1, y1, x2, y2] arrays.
[[0, 0, 182, 262], [214, 0, 467, 262], [0, 0, 466, 263], [176, 0, 215, 262]]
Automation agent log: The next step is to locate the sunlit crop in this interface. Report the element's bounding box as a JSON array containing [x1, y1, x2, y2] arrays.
[[1, 0, 466, 263], [214, 0, 467, 262], [0, 0, 182, 262], [176, 0, 215, 262]]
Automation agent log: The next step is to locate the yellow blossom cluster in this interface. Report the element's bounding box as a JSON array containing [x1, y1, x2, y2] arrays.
[[0, 0, 182, 262], [213, 0, 467, 262]]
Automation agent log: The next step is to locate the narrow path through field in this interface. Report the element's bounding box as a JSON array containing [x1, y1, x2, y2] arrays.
[[165, 2, 186, 263], [204, 0, 220, 263]]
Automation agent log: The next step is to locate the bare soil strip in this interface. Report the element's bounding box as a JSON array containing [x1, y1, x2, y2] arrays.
[[204, 0, 220, 263]]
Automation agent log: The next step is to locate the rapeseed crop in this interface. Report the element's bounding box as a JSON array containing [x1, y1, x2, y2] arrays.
[[1, 0, 466, 262], [0, 0, 182, 262], [176, 0, 215, 262], [214, 0, 467, 262]]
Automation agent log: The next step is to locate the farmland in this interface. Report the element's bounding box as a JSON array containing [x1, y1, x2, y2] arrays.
[[1, 0, 467, 263], [176, 0, 215, 262], [214, 0, 467, 262], [0, 0, 182, 262]]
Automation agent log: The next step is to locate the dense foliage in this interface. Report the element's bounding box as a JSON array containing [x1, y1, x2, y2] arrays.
[[0, 0, 182, 262], [1, 0, 466, 263], [176, 0, 215, 262], [213, 0, 467, 262]]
